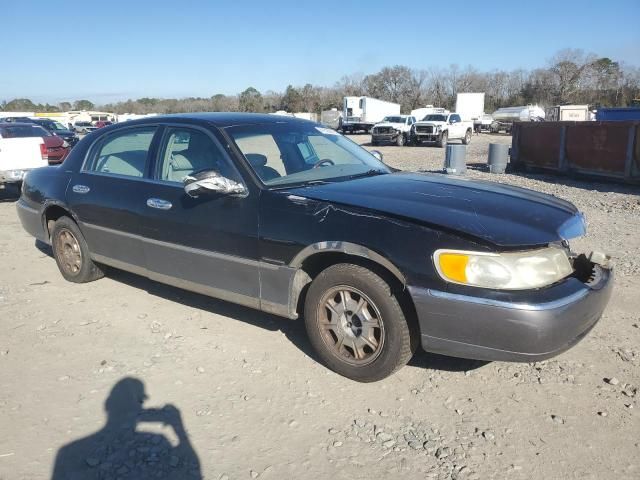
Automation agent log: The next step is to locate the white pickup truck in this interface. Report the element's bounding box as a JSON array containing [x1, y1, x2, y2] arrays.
[[0, 134, 48, 189], [371, 115, 417, 146], [411, 112, 473, 147]]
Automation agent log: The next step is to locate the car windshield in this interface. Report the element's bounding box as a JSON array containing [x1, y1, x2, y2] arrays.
[[226, 122, 390, 187], [50, 121, 68, 130], [422, 114, 447, 122], [382, 116, 404, 123], [0, 125, 50, 138]]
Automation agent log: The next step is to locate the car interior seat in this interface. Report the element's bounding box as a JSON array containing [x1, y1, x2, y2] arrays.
[[245, 153, 280, 181], [167, 133, 220, 182]]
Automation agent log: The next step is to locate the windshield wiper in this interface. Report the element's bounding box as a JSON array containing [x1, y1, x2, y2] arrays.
[[346, 169, 388, 180]]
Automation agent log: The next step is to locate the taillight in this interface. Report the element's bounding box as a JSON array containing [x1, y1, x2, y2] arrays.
[[40, 143, 48, 161]]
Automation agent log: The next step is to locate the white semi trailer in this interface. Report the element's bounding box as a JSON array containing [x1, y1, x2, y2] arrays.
[[455, 93, 485, 123], [341, 97, 401, 133]]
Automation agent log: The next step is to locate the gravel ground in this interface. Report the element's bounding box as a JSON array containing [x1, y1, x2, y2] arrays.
[[0, 133, 638, 480]]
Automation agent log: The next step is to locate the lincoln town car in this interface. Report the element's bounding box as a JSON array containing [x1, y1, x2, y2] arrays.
[[16, 113, 613, 382]]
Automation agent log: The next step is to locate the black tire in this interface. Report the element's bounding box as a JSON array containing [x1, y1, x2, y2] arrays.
[[371, 137, 378, 146], [462, 129, 472, 145], [411, 135, 420, 146], [304, 263, 415, 382], [437, 131, 448, 148], [396, 133, 405, 147], [51, 216, 104, 283]]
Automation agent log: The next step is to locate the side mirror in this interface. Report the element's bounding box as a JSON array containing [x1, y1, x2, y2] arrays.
[[183, 170, 247, 198], [370, 150, 384, 161]]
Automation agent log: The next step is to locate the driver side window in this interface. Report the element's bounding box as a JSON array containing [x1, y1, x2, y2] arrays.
[[157, 128, 238, 184]]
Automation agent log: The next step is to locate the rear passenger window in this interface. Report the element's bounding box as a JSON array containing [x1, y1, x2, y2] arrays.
[[89, 128, 156, 177]]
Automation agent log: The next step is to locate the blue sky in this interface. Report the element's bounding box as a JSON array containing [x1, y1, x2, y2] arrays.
[[3, 0, 639, 104]]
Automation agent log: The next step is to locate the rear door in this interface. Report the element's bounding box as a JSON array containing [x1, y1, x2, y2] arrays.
[[67, 125, 160, 272], [137, 124, 261, 307]]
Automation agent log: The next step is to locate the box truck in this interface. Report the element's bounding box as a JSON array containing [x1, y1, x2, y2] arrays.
[[341, 97, 401, 133], [455, 93, 485, 122]]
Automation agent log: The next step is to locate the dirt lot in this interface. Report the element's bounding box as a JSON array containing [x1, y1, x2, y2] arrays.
[[1, 133, 638, 480]]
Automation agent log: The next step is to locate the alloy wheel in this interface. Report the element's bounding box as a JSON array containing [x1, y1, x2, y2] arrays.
[[317, 286, 385, 366]]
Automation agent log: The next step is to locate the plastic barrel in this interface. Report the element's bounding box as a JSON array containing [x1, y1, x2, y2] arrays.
[[444, 145, 467, 175], [488, 143, 509, 174]]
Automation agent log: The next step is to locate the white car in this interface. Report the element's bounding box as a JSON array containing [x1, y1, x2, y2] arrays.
[[411, 113, 473, 147], [371, 115, 417, 146], [0, 124, 48, 188]]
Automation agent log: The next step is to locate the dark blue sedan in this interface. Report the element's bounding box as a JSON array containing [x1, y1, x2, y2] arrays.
[[16, 113, 613, 381]]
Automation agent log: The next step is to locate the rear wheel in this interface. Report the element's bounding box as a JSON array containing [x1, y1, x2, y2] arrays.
[[51, 216, 104, 283], [304, 264, 415, 382]]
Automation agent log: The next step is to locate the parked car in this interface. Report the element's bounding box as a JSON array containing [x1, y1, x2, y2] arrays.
[[0, 124, 48, 188], [74, 121, 98, 134], [31, 118, 80, 147], [0, 123, 69, 165], [411, 113, 473, 147], [371, 115, 416, 146], [16, 113, 613, 382]]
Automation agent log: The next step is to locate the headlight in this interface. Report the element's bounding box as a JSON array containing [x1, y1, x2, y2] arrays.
[[433, 247, 573, 290]]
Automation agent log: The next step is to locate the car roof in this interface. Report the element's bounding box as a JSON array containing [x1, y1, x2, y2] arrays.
[[119, 112, 317, 128], [0, 122, 42, 127]]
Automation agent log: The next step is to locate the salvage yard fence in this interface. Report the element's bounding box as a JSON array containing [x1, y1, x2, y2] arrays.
[[510, 121, 640, 184]]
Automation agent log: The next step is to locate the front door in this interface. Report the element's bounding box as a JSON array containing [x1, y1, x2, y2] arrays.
[[67, 125, 159, 272], [138, 125, 261, 307]]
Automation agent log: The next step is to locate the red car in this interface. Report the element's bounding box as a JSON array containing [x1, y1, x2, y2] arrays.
[[95, 121, 113, 128], [0, 123, 69, 164]]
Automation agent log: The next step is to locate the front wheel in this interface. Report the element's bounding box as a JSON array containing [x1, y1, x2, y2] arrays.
[[462, 129, 472, 145], [396, 133, 405, 147], [51, 216, 105, 283], [304, 264, 415, 382], [437, 131, 448, 148]]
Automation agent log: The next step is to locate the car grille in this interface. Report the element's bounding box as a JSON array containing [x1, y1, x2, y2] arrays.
[[415, 125, 434, 134], [374, 127, 393, 134]]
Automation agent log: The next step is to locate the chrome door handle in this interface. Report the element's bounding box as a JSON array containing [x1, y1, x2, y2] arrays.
[[146, 198, 172, 210], [72, 185, 90, 194]]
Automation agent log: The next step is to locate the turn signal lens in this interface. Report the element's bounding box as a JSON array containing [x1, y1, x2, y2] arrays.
[[438, 253, 469, 283], [434, 247, 573, 290]]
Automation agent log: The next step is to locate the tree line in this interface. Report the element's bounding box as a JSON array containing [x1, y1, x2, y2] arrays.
[[2, 49, 639, 116]]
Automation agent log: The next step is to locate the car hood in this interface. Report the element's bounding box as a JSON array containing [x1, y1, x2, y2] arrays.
[[415, 121, 446, 126], [54, 130, 75, 136], [287, 172, 583, 247], [374, 122, 404, 128]]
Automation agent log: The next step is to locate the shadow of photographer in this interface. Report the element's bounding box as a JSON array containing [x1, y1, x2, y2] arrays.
[[51, 377, 201, 479]]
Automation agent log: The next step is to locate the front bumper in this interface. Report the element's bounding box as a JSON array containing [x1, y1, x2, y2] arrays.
[[414, 133, 440, 141], [372, 132, 400, 142], [409, 264, 613, 362]]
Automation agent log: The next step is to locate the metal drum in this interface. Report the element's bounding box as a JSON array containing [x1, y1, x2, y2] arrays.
[[444, 145, 466, 175], [488, 143, 509, 174]]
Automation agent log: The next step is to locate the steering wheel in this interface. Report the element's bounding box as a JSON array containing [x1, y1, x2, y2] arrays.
[[312, 158, 335, 169]]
